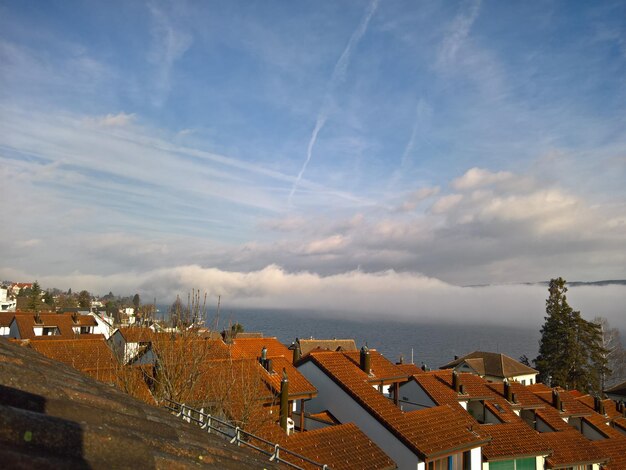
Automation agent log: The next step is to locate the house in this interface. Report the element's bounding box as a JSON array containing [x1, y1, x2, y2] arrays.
[[259, 421, 396, 470], [292, 337, 358, 358], [297, 349, 488, 469], [604, 379, 626, 402], [399, 369, 552, 469], [8, 312, 105, 340], [108, 327, 158, 363], [440, 351, 538, 385], [0, 286, 16, 312]]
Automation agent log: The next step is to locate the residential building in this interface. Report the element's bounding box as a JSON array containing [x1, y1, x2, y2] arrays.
[[440, 351, 538, 385]]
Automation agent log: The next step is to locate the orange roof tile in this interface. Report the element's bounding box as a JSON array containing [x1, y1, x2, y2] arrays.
[[478, 422, 551, 461], [592, 435, 626, 470], [28, 338, 116, 371], [395, 363, 425, 376], [12, 314, 99, 340], [541, 430, 608, 468], [230, 337, 291, 360], [531, 388, 592, 417], [283, 423, 396, 470], [342, 350, 408, 383]]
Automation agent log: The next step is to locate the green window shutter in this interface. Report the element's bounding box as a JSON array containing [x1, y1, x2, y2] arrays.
[[514, 458, 536, 470], [489, 461, 515, 470]]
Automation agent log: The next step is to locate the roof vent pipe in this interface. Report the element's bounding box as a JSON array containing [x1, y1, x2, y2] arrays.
[[360, 345, 371, 375], [280, 368, 289, 433]]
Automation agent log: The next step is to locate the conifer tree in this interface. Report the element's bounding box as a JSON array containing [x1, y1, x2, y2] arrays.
[[27, 281, 42, 312], [535, 278, 608, 394]]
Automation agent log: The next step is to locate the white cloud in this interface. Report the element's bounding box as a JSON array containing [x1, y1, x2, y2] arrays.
[[302, 234, 347, 255], [452, 167, 515, 190], [431, 193, 463, 214], [398, 186, 440, 212]]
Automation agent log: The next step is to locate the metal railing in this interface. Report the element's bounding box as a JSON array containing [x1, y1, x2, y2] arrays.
[[164, 399, 330, 470]]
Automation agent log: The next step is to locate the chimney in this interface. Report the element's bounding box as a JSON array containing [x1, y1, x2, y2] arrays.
[[617, 401, 624, 413], [360, 345, 371, 375], [552, 390, 563, 411], [280, 368, 289, 433], [265, 358, 273, 373], [398, 354, 404, 365], [71, 312, 79, 324], [452, 370, 462, 393], [594, 396, 605, 415], [292, 340, 301, 365], [511, 392, 517, 404], [504, 380, 513, 402], [454, 355, 459, 360]]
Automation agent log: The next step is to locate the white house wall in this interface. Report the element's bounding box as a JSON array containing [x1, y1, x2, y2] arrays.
[[298, 360, 421, 470], [398, 380, 437, 411]]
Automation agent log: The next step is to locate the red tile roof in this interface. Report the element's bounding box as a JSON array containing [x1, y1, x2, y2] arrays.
[[478, 422, 551, 461], [531, 388, 592, 417], [282, 423, 396, 470], [12, 313, 99, 340], [395, 363, 425, 376], [541, 430, 608, 468], [342, 350, 408, 383], [302, 351, 488, 460], [28, 338, 116, 372], [592, 435, 626, 470], [230, 337, 291, 359]]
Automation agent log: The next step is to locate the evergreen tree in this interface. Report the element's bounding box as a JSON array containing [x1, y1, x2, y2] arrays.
[[132, 293, 141, 313], [27, 281, 42, 312], [535, 277, 608, 394]]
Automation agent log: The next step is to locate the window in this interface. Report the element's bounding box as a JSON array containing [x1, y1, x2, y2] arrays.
[[42, 327, 60, 336], [521, 379, 526, 385], [489, 458, 535, 470]]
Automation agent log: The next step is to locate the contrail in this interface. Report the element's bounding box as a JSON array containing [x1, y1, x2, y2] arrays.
[[288, 0, 380, 204]]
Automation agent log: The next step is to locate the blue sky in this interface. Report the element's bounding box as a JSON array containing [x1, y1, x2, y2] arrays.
[[1, 0, 625, 325]]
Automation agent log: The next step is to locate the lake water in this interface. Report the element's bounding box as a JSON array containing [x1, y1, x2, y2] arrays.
[[209, 308, 541, 369]]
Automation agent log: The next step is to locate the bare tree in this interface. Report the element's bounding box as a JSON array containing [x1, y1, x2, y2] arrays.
[[593, 316, 626, 389]]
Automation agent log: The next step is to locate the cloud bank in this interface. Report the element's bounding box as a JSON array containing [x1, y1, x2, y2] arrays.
[[3, 264, 624, 331]]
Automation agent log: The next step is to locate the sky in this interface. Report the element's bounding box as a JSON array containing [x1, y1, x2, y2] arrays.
[[1, 0, 625, 327]]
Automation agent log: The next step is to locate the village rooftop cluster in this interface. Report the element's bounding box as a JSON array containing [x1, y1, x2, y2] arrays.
[[1, 282, 626, 469]]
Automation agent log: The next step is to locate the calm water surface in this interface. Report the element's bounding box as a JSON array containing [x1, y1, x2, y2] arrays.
[[211, 308, 540, 368]]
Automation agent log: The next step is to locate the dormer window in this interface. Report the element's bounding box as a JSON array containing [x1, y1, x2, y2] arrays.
[[42, 326, 60, 336]]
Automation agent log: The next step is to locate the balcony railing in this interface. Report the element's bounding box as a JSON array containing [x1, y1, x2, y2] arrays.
[[164, 399, 330, 469]]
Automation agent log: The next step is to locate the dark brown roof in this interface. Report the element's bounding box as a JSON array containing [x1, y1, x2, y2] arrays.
[[297, 338, 357, 356], [440, 351, 537, 378], [605, 379, 626, 396], [0, 337, 275, 469]]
